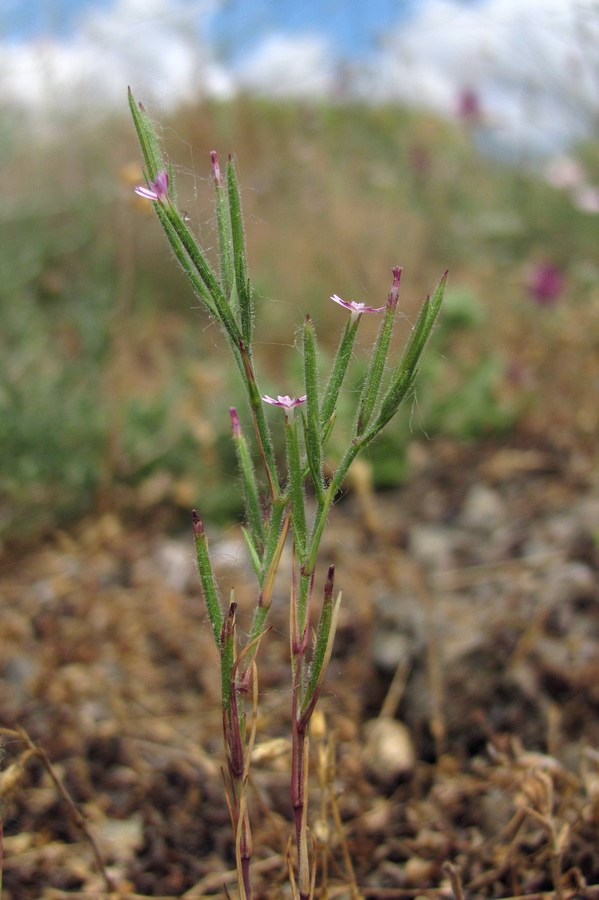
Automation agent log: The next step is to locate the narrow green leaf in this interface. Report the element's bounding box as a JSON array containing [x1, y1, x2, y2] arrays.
[[304, 437, 361, 578], [295, 569, 313, 645], [211, 151, 235, 302], [239, 344, 280, 499], [220, 599, 237, 714], [321, 410, 337, 451], [400, 271, 447, 379], [129, 97, 240, 347], [128, 88, 164, 179], [355, 269, 402, 436], [302, 316, 324, 503], [368, 369, 417, 439], [320, 316, 360, 429], [230, 407, 265, 552], [245, 504, 290, 671], [258, 501, 290, 607], [227, 159, 253, 345], [164, 204, 241, 345], [241, 526, 262, 580], [363, 272, 446, 442], [300, 570, 341, 723], [192, 510, 223, 646], [154, 203, 218, 318], [355, 303, 395, 436]]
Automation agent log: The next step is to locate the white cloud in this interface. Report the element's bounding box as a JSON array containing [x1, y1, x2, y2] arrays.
[[366, 0, 599, 155], [233, 33, 337, 99], [228, 0, 599, 154], [1, 0, 598, 156], [0, 0, 233, 121]]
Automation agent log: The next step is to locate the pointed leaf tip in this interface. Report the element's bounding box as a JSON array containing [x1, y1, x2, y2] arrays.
[[324, 565, 335, 599]]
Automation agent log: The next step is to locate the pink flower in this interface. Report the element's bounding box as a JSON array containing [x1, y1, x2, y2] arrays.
[[526, 263, 564, 306], [134, 169, 169, 202], [330, 295, 386, 315], [262, 394, 307, 410]]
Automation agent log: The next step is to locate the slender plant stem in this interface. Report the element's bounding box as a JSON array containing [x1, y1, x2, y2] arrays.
[[129, 101, 446, 897], [239, 341, 280, 500], [291, 645, 311, 900]]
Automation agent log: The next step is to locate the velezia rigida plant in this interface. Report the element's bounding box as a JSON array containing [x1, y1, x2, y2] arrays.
[[129, 88, 447, 899]]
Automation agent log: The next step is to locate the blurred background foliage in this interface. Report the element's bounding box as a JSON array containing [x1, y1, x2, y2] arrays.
[[1, 97, 598, 547]]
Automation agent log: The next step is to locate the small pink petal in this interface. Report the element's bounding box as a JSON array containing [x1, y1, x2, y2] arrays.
[[134, 169, 169, 202], [134, 185, 159, 200], [262, 394, 307, 409], [330, 294, 385, 314]]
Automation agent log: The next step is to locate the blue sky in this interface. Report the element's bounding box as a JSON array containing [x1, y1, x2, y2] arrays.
[[1, 0, 114, 41], [206, 0, 416, 62], [2, 0, 484, 60]]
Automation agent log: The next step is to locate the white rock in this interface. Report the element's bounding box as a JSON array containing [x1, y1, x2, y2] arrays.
[[363, 717, 416, 784], [459, 484, 507, 531]]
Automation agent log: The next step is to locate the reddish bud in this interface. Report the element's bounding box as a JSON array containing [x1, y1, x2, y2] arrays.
[[324, 565, 335, 601], [191, 509, 204, 536], [229, 406, 241, 438], [387, 266, 403, 309], [210, 150, 223, 186]]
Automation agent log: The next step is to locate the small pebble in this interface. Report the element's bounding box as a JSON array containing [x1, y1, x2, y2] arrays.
[[363, 717, 416, 784], [459, 483, 507, 531]]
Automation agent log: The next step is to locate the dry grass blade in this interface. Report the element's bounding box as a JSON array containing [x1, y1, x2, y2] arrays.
[[1, 727, 115, 894]]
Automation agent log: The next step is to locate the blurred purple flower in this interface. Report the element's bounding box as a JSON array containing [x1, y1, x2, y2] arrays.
[[262, 394, 307, 410], [134, 169, 169, 202], [526, 263, 564, 306], [456, 88, 482, 122]]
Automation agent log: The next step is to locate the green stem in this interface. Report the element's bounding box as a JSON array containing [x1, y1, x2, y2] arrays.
[[304, 439, 362, 577], [286, 413, 307, 561], [239, 343, 280, 500]]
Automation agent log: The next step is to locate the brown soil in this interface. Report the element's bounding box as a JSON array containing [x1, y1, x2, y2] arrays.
[[2, 437, 599, 899]]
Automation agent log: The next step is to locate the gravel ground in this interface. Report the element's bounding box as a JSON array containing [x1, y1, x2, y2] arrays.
[[2, 437, 599, 899]]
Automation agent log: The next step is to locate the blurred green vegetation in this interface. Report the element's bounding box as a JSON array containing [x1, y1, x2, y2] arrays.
[[1, 98, 598, 546]]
